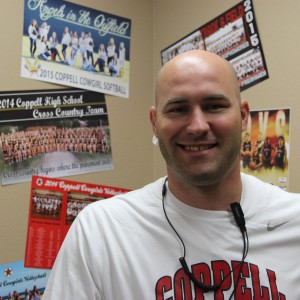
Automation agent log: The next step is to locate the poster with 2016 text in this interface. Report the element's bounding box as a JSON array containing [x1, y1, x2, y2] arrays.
[[161, 0, 268, 92]]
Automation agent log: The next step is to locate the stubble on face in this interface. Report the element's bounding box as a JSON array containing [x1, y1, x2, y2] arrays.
[[157, 124, 242, 187], [154, 50, 247, 187]]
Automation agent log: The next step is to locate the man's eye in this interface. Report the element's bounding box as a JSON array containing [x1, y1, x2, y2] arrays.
[[206, 104, 225, 111], [168, 107, 188, 113]]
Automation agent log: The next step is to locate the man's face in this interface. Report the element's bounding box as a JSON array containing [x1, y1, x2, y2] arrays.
[[278, 138, 284, 147], [258, 133, 262, 141], [151, 53, 249, 186]]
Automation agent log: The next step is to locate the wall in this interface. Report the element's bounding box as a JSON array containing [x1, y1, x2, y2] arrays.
[[153, 0, 300, 192], [0, 0, 154, 265], [1, 0, 300, 265]]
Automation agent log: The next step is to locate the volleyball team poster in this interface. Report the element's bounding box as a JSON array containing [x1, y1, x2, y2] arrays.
[[25, 175, 130, 269], [0, 260, 51, 298], [21, 0, 131, 98], [0, 89, 113, 185], [161, 0, 268, 91], [240, 108, 290, 190]]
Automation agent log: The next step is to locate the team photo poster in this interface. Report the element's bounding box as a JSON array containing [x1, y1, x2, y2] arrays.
[[0, 260, 51, 299], [0, 89, 113, 185], [21, 0, 131, 98], [240, 108, 290, 190], [161, 0, 268, 91], [25, 175, 130, 269]]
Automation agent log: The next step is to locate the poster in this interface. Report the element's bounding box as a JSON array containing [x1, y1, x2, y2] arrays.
[[0, 260, 51, 299], [25, 175, 130, 269], [161, 0, 268, 91], [0, 89, 113, 185], [240, 108, 290, 190], [21, 0, 131, 98]]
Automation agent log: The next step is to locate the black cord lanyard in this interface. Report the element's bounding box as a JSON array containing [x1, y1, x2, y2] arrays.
[[161, 177, 249, 299]]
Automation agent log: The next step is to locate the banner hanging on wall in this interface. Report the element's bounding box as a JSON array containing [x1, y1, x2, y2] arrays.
[[161, 0, 268, 91], [25, 175, 130, 269], [21, 0, 131, 98], [240, 108, 290, 190], [0, 89, 113, 185]]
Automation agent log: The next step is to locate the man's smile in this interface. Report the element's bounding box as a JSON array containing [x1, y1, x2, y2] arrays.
[[179, 143, 217, 152]]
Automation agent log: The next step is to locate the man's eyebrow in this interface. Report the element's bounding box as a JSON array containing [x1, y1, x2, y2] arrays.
[[159, 98, 187, 109], [165, 98, 187, 104], [165, 95, 229, 104], [202, 94, 229, 101]]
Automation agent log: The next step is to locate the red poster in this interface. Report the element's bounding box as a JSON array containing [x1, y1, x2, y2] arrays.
[[25, 175, 130, 269]]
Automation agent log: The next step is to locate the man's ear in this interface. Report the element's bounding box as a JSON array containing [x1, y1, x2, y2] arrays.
[[150, 106, 158, 136], [241, 100, 250, 132]]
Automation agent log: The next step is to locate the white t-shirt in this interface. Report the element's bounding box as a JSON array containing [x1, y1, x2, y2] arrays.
[[43, 173, 300, 299], [61, 32, 71, 46], [86, 36, 94, 52], [107, 44, 116, 57], [28, 24, 38, 40]]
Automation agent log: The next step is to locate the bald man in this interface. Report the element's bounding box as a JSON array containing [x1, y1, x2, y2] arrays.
[[44, 50, 300, 299]]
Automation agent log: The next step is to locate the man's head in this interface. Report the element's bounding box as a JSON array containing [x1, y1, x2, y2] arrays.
[[150, 50, 249, 186], [244, 133, 250, 142], [278, 136, 285, 147]]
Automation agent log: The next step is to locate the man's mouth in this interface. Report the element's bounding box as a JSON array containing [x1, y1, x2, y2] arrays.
[[182, 144, 216, 152]]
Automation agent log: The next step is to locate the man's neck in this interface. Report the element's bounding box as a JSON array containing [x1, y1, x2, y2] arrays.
[[167, 170, 243, 211]]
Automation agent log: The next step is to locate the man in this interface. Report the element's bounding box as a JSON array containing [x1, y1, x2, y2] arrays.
[[43, 50, 300, 299], [254, 132, 264, 153], [250, 144, 263, 170], [261, 136, 273, 169], [241, 132, 252, 169], [273, 135, 287, 170]]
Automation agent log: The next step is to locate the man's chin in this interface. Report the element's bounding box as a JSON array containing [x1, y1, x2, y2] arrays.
[[174, 168, 221, 186]]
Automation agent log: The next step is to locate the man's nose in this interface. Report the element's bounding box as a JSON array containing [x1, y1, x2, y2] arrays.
[[186, 108, 210, 135]]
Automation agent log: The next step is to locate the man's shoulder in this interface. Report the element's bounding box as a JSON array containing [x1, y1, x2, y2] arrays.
[[241, 172, 300, 223], [84, 177, 166, 212]]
